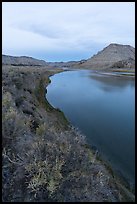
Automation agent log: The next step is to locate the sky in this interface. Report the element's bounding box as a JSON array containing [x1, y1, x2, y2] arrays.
[[2, 2, 135, 62]]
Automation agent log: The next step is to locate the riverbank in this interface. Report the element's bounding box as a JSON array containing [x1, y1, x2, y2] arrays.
[[65, 67, 135, 77], [2, 65, 135, 202]]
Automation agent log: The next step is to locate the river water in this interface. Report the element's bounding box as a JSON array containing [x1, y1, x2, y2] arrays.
[[46, 70, 135, 187]]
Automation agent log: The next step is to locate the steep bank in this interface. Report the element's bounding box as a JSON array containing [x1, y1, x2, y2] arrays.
[[2, 65, 135, 202]]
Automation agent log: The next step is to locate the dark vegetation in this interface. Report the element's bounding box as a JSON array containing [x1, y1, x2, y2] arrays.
[[2, 65, 135, 202]]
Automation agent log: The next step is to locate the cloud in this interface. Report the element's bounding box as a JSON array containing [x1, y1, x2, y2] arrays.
[[13, 23, 67, 39], [2, 2, 135, 61]]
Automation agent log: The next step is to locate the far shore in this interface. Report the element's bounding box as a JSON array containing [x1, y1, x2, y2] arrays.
[[61, 66, 135, 77]]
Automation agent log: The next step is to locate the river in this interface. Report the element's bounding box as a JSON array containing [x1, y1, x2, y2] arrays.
[[46, 69, 135, 188]]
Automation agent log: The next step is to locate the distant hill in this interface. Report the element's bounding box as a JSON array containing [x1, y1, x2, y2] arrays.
[[74, 43, 135, 69], [2, 43, 135, 70], [2, 55, 47, 66]]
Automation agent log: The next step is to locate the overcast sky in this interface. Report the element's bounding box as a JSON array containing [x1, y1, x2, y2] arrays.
[[2, 2, 135, 62]]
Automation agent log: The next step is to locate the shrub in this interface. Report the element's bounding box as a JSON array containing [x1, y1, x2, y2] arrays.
[[25, 157, 64, 197], [2, 91, 28, 145], [36, 123, 47, 136]]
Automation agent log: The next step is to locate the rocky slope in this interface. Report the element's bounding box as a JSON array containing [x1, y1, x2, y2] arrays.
[[73, 43, 135, 70], [2, 55, 47, 66]]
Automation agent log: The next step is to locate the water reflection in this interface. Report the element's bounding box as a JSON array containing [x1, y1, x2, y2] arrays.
[[89, 74, 135, 92]]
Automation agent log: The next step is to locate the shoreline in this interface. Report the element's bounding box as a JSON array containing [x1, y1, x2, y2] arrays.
[[45, 70, 135, 193], [60, 66, 135, 78]]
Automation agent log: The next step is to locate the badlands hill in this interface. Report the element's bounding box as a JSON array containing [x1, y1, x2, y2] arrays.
[[74, 43, 135, 70]]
